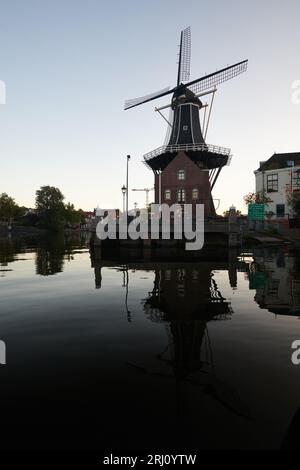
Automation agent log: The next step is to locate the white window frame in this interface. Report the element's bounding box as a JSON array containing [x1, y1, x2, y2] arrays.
[[178, 169, 185, 180], [192, 188, 199, 200], [177, 189, 185, 202], [164, 189, 171, 200]]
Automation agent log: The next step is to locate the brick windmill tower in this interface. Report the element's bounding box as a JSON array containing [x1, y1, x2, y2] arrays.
[[124, 27, 248, 217]]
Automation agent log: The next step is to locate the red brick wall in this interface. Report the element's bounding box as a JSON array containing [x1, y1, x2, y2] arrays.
[[154, 151, 215, 217]]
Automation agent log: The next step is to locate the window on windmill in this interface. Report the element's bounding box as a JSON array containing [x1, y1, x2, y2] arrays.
[[178, 169, 185, 180], [192, 188, 199, 199], [267, 174, 278, 192], [164, 189, 171, 200], [177, 189, 185, 202], [183, 125, 188, 131]]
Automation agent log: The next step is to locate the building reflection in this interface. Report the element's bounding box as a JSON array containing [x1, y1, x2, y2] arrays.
[[143, 265, 232, 380], [90, 250, 252, 418], [251, 247, 300, 317], [140, 264, 250, 418]]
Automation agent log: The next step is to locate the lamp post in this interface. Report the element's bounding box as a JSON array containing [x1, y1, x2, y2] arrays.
[[126, 155, 131, 217], [121, 185, 126, 213]]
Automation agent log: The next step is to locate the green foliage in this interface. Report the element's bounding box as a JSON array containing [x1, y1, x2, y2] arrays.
[[243, 190, 272, 205], [36, 186, 65, 212], [223, 209, 242, 217], [1, 187, 84, 231], [36, 186, 65, 230], [35, 186, 82, 230], [78, 209, 87, 225], [64, 202, 81, 227], [288, 191, 300, 218], [0, 193, 19, 218]]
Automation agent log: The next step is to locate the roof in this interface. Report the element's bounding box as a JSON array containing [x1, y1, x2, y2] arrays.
[[256, 153, 300, 171]]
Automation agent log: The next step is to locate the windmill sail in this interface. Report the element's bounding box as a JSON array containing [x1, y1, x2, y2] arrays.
[[124, 86, 172, 110], [186, 60, 248, 95], [178, 26, 191, 84]]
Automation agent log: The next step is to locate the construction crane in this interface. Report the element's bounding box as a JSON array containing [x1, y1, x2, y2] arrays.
[[132, 188, 154, 208]]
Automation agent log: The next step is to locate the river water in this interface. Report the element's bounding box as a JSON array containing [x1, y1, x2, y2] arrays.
[[0, 235, 300, 450]]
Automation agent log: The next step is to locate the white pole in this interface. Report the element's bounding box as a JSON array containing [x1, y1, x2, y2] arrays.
[[159, 172, 162, 208], [204, 88, 216, 140], [202, 104, 207, 134], [126, 155, 130, 216]]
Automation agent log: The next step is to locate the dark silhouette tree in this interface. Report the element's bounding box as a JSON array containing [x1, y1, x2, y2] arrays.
[[35, 186, 65, 231], [0, 193, 18, 218]]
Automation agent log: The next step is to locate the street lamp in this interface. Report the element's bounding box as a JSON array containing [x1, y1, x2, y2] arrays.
[[126, 155, 131, 216], [121, 185, 126, 213]]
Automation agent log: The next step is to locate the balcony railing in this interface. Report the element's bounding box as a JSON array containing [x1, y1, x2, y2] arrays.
[[143, 143, 231, 162]]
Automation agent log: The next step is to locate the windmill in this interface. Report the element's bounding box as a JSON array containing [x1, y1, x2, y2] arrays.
[[124, 27, 248, 217]]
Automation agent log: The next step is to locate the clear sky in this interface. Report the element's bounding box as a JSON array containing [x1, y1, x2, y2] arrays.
[[0, 0, 300, 213]]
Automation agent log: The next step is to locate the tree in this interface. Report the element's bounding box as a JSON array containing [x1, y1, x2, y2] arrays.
[[243, 190, 272, 205], [223, 209, 242, 217], [36, 186, 65, 212], [288, 191, 300, 218], [0, 193, 20, 219], [64, 202, 81, 227], [35, 186, 65, 230]]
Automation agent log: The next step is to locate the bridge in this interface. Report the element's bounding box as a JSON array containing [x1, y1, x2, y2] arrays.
[[89, 208, 245, 257]]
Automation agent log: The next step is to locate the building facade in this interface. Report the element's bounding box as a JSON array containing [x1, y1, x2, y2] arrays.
[[254, 152, 300, 220], [154, 151, 215, 217]]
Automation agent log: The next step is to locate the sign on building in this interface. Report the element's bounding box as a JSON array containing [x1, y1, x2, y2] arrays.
[[248, 203, 265, 221], [249, 272, 266, 290]]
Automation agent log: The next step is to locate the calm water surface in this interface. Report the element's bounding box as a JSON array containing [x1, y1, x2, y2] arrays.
[[0, 235, 300, 450]]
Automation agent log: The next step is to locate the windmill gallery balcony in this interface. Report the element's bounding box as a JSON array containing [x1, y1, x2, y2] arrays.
[[143, 142, 232, 172]]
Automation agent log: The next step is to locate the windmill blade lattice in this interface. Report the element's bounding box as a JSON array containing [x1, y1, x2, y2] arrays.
[[178, 26, 191, 83], [186, 60, 248, 95], [124, 86, 172, 110]]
